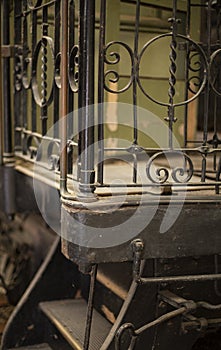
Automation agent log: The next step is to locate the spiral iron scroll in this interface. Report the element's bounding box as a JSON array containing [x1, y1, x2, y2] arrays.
[[69, 45, 79, 93], [102, 33, 207, 106], [210, 48, 221, 97], [137, 33, 208, 107], [146, 151, 194, 184], [103, 41, 134, 94]]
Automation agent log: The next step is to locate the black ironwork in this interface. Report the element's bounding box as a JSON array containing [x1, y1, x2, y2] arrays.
[[114, 272, 221, 349], [4, 2, 221, 349], [3, 0, 220, 196], [83, 264, 98, 350]]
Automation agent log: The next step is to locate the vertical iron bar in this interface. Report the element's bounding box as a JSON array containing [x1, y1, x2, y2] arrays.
[[212, 6, 221, 171], [201, 0, 212, 181], [167, 0, 178, 149], [0, 2, 3, 165], [213, 96, 217, 171], [78, 0, 95, 195], [31, 8, 37, 132], [2, 0, 15, 218], [22, 0, 28, 135], [184, 0, 191, 147], [68, 0, 74, 115], [77, 1, 84, 182], [41, 5, 48, 136], [67, 0, 74, 145], [132, 0, 141, 183], [14, 1, 22, 149], [53, 0, 61, 136], [83, 264, 98, 350], [97, 0, 106, 185], [203, 0, 211, 146], [133, 0, 140, 145], [3, 0, 12, 155], [60, 0, 69, 194]]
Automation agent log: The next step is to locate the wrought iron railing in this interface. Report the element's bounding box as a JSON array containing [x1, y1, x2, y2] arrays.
[[3, 0, 221, 198]]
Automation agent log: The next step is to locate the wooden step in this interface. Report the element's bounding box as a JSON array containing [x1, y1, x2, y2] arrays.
[[39, 299, 112, 350], [9, 344, 52, 350]]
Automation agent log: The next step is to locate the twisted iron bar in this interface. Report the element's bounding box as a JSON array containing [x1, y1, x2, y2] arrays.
[[41, 38, 48, 105], [168, 21, 177, 106]]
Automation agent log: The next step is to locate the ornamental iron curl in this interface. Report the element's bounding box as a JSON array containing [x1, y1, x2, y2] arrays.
[[22, 57, 32, 90], [188, 52, 202, 73], [210, 48, 221, 97], [187, 76, 201, 95], [104, 41, 134, 94], [26, 134, 41, 160], [69, 45, 79, 93], [47, 139, 60, 171], [32, 36, 54, 107], [146, 151, 193, 184], [14, 54, 22, 92], [115, 323, 137, 350], [137, 33, 208, 107]]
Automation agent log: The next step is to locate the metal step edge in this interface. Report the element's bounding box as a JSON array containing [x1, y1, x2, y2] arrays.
[[9, 343, 52, 350], [39, 299, 112, 350]]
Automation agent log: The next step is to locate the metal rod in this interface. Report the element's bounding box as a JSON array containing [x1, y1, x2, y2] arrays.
[[22, 1, 28, 134], [97, 0, 106, 185], [14, 1, 22, 148], [60, 0, 68, 194], [31, 8, 37, 132], [78, 0, 95, 195], [115, 306, 186, 349], [41, 5, 48, 136], [184, 0, 191, 148], [132, 0, 141, 184], [67, 0, 74, 136], [0, 2, 3, 165], [167, 0, 178, 149], [203, 0, 212, 146], [3, 0, 12, 155], [132, 0, 140, 145], [53, 0, 61, 135], [136, 306, 186, 335], [83, 264, 98, 350], [137, 273, 221, 284]]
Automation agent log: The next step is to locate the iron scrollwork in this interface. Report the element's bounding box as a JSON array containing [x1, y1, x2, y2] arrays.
[[14, 54, 23, 92], [146, 151, 194, 184], [69, 45, 79, 93], [47, 139, 60, 171], [210, 48, 221, 97], [137, 33, 208, 107], [32, 36, 54, 108], [26, 134, 41, 160], [22, 57, 32, 90], [104, 41, 134, 94]]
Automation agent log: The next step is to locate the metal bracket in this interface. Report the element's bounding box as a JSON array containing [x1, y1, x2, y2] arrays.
[[159, 290, 221, 333]]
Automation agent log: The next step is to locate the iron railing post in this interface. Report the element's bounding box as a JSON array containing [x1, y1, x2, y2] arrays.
[[0, 0, 3, 165], [78, 0, 96, 196], [1, 0, 15, 219], [3, 0, 12, 157], [60, 0, 69, 195]]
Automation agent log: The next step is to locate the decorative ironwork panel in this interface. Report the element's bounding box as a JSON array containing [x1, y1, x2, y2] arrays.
[[3, 0, 221, 197]]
